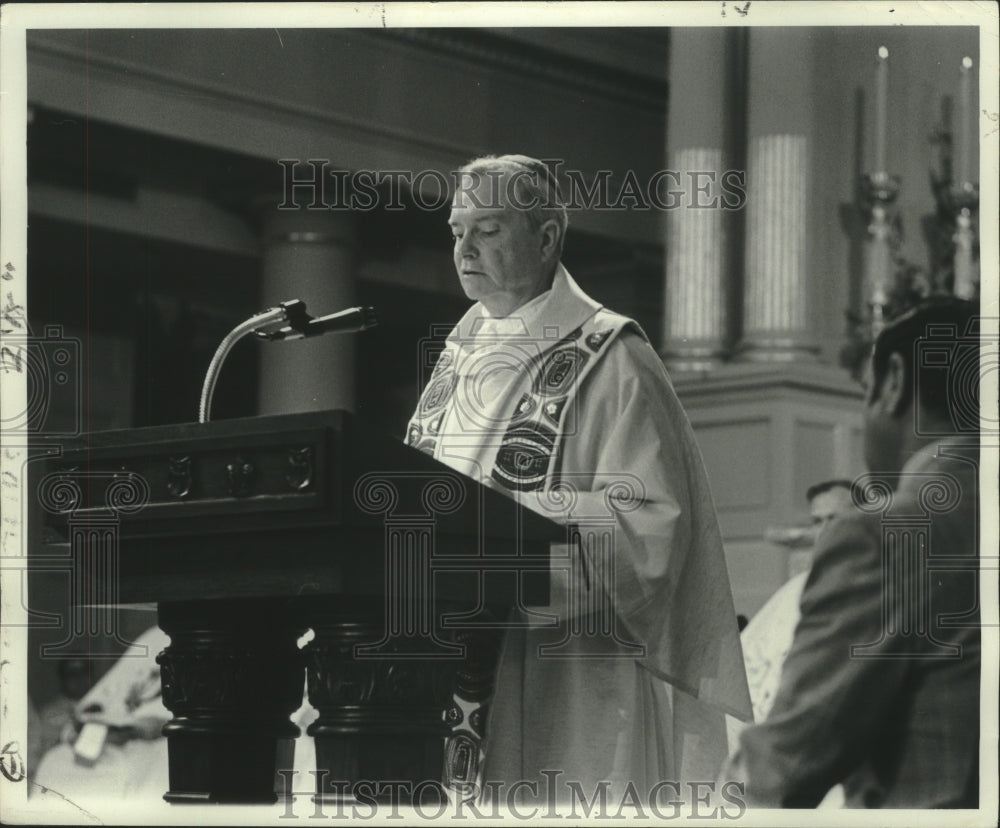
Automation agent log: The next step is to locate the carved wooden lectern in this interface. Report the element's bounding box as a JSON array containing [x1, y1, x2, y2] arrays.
[[39, 411, 558, 805]]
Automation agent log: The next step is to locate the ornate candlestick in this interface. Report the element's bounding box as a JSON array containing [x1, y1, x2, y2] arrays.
[[951, 56, 978, 301], [862, 171, 901, 335], [956, 57, 973, 188], [874, 47, 889, 174], [950, 183, 979, 299]]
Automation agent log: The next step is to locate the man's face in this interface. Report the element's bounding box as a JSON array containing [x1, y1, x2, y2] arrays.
[[448, 174, 552, 318], [809, 487, 853, 536]]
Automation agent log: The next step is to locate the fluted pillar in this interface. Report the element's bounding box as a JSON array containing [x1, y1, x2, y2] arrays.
[[257, 207, 357, 414], [737, 31, 819, 362], [662, 29, 744, 370]]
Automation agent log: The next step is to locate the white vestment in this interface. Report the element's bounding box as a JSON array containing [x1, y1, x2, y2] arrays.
[[405, 267, 751, 803]]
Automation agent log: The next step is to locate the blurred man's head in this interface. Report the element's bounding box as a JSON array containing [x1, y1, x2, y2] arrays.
[[57, 656, 90, 701], [449, 154, 568, 317], [806, 479, 854, 535], [862, 297, 979, 474]]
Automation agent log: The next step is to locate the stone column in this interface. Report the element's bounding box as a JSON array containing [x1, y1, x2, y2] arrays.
[[257, 207, 357, 415], [737, 30, 819, 362], [662, 29, 745, 370]]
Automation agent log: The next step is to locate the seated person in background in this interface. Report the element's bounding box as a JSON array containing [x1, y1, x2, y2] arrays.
[[723, 298, 981, 808], [34, 626, 171, 802], [728, 479, 858, 809], [805, 479, 854, 536], [35, 655, 91, 764], [739, 479, 857, 726]]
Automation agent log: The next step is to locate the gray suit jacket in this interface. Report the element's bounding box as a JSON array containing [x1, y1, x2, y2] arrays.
[[724, 440, 980, 808]]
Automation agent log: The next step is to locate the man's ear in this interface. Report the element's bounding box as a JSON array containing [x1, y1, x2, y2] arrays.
[[539, 219, 561, 261], [882, 352, 909, 418]]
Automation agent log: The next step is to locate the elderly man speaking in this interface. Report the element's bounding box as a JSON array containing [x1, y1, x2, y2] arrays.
[[405, 154, 750, 805]]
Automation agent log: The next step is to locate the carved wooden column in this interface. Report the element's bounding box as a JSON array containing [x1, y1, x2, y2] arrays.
[[303, 604, 506, 805], [737, 30, 819, 362], [301, 471, 509, 805], [304, 472, 458, 805], [303, 597, 459, 805], [257, 204, 358, 414], [156, 599, 307, 803], [662, 29, 745, 370]]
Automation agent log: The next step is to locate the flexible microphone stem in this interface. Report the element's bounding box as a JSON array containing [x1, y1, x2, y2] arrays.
[[198, 301, 378, 423], [198, 307, 288, 423]]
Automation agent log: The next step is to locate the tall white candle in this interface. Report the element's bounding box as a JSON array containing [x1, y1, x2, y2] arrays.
[[875, 46, 889, 173], [958, 56, 973, 185]]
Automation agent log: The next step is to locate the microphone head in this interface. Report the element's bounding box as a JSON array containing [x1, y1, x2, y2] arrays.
[[360, 306, 379, 330]]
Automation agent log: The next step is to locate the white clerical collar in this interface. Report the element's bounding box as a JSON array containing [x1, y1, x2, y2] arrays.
[[472, 287, 552, 339], [452, 265, 602, 348]]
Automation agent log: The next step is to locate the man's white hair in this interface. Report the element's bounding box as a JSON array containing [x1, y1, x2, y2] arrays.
[[456, 154, 569, 257]]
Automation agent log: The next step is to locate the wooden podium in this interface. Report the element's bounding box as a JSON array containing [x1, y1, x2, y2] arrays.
[[39, 410, 559, 804]]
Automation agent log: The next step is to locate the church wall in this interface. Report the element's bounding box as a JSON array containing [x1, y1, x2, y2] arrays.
[[26, 28, 667, 245]]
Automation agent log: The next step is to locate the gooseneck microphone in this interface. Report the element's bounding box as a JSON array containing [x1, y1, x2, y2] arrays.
[[199, 299, 378, 423], [253, 301, 379, 341]]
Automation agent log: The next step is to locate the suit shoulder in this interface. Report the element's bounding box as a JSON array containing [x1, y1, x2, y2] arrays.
[[803, 513, 885, 603], [811, 513, 882, 564]]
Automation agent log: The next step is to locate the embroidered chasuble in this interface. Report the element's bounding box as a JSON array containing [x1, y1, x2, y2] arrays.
[[405, 267, 751, 803]]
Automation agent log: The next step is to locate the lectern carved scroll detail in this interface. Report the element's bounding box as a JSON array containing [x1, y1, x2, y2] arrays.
[[285, 446, 314, 491], [166, 455, 192, 499], [226, 455, 255, 497]]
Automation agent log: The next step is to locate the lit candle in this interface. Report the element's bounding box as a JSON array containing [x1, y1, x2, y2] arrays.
[[957, 56, 973, 185], [874, 46, 889, 173]]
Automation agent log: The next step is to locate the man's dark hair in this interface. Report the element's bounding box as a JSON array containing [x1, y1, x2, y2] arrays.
[[870, 296, 979, 426], [56, 656, 88, 680], [805, 479, 853, 503]]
